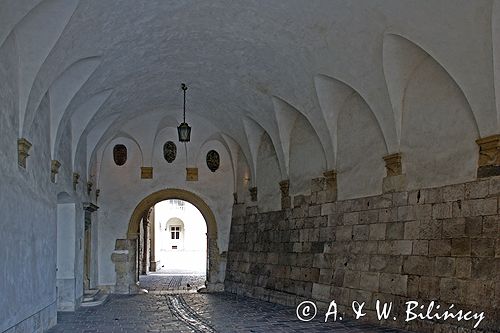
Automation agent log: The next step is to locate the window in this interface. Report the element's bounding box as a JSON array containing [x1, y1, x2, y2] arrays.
[[170, 226, 181, 239]]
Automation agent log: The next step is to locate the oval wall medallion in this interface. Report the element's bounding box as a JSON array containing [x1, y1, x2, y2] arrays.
[[113, 144, 127, 166], [163, 141, 177, 163], [206, 150, 220, 172]]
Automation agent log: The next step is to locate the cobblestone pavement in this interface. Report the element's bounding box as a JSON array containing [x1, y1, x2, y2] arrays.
[[139, 272, 206, 294], [49, 274, 413, 333]]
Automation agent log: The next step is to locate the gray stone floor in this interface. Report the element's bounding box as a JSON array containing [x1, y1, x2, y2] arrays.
[[48, 274, 413, 333]]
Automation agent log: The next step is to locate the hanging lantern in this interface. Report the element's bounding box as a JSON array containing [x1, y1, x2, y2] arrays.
[[178, 83, 191, 142]]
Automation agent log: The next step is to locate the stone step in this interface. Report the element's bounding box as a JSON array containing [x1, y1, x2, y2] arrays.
[[81, 292, 108, 307]]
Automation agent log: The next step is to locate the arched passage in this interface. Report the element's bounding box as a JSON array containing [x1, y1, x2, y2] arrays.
[[112, 189, 222, 294]]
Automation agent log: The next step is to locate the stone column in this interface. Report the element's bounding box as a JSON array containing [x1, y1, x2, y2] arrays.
[[112, 239, 139, 294], [279, 180, 291, 209], [82, 203, 98, 291], [382, 153, 406, 193], [476, 134, 500, 177], [149, 206, 158, 272], [141, 214, 149, 275]]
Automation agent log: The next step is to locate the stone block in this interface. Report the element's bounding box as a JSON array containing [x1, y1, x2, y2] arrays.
[[352, 224, 369, 240], [403, 256, 435, 276], [372, 194, 393, 209], [482, 215, 499, 236], [466, 280, 495, 307], [464, 180, 489, 199], [471, 238, 495, 257], [464, 216, 482, 237], [369, 223, 386, 240], [454, 257, 471, 278], [412, 240, 429, 255], [379, 207, 397, 222], [349, 289, 373, 307], [439, 278, 467, 303], [408, 190, 423, 205], [419, 219, 442, 239], [415, 204, 432, 219], [369, 255, 403, 274], [442, 183, 465, 202], [471, 257, 497, 279], [418, 276, 440, 299], [404, 220, 420, 239], [428, 239, 451, 256], [392, 191, 408, 206], [308, 204, 321, 217], [407, 275, 420, 298], [488, 176, 500, 195], [451, 238, 471, 256], [398, 205, 416, 221], [312, 283, 331, 301], [385, 222, 404, 240], [461, 198, 497, 217], [336, 226, 352, 241], [442, 218, 465, 238], [378, 240, 413, 255], [359, 209, 379, 224], [359, 272, 380, 292], [423, 187, 443, 204], [379, 273, 407, 296], [434, 257, 455, 277], [343, 211, 359, 225], [321, 202, 336, 216], [432, 202, 452, 219], [343, 270, 360, 288]]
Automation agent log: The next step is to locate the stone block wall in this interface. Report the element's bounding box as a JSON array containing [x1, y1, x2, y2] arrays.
[[225, 177, 500, 332]]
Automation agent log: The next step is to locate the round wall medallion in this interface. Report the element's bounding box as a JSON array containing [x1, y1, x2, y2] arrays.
[[206, 150, 220, 172], [113, 144, 127, 166], [163, 141, 177, 163]]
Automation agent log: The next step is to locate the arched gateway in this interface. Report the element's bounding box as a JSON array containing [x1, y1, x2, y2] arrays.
[[112, 189, 223, 293]]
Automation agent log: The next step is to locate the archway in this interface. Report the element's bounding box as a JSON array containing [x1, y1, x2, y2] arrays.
[[112, 189, 222, 294]]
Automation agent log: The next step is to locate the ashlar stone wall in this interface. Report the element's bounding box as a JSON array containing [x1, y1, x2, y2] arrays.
[[225, 177, 500, 333]]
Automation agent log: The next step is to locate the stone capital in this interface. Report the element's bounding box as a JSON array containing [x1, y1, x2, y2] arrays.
[[279, 180, 291, 209], [18, 138, 32, 168], [383, 153, 402, 176], [141, 166, 153, 179], [186, 167, 198, 181], [476, 134, 500, 177], [382, 153, 406, 193], [50, 160, 61, 183], [83, 202, 99, 212], [72, 173, 80, 190], [249, 186, 258, 202]]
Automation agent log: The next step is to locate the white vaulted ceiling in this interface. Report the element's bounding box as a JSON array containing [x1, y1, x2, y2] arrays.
[[1, 0, 499, 186]]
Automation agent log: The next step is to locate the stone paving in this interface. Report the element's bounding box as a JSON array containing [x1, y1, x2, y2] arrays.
[[139, 272, 206, 294], [48, 274, 414, 333]]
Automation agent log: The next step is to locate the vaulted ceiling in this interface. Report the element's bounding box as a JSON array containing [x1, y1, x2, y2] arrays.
[[2, 0, 499, 182]]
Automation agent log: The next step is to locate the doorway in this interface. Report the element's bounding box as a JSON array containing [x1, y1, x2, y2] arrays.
[[112, 189, 223, 294]]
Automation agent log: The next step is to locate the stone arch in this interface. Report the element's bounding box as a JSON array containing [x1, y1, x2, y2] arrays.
[[118, 188, 222, 292]]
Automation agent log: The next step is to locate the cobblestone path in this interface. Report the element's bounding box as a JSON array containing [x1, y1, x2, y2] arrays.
[[48, 275, 413, 332], [138, 272, 206, 294]]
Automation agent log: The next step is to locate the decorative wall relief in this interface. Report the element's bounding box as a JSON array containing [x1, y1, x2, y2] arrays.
[[163, 141, 177, 163], [113, 144, 127, 166], [206, 150, 220, 172]]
